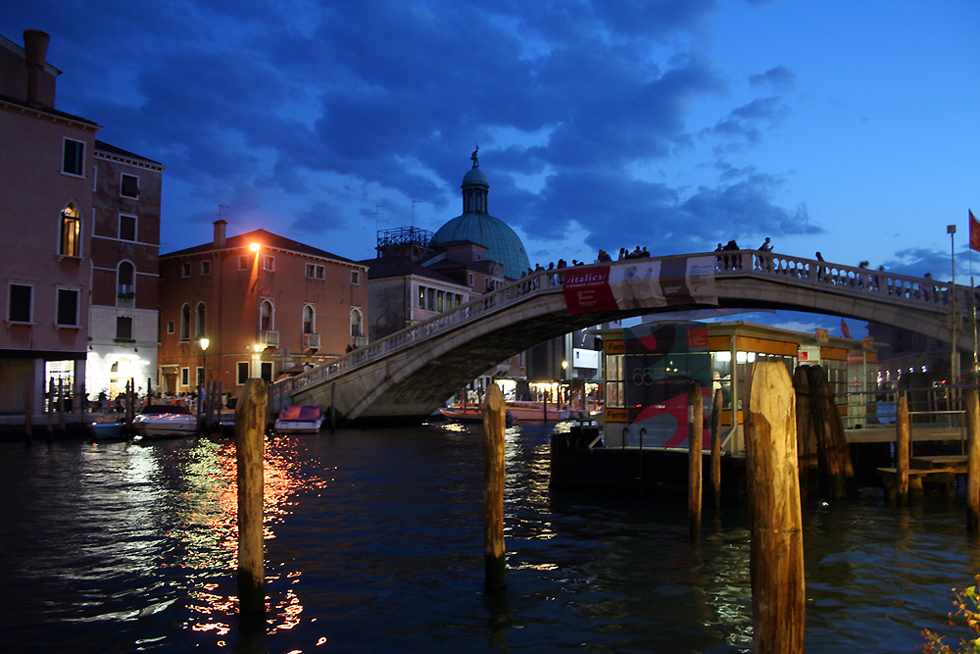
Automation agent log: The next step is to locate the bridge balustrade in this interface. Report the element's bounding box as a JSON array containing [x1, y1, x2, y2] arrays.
[[277, 250, 957, 405]]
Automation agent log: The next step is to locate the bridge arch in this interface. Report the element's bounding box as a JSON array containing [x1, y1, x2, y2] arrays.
[[282, 251, 967, 425]]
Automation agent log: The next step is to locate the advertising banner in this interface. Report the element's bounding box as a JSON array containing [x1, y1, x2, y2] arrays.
[[621, 323, 712, 450], [563, 256, 718, 315]]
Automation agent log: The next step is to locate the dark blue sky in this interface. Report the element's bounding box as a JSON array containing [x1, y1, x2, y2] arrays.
[[4, 0, 978, 337]]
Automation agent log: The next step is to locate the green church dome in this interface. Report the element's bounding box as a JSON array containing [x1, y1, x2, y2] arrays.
[[432, 151, 530, 279]]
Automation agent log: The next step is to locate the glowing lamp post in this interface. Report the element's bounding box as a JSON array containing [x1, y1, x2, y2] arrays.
[[199, 337, 210, 385]]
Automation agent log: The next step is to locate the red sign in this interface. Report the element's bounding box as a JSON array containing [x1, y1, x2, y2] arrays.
[[563, 267, 618, 314]]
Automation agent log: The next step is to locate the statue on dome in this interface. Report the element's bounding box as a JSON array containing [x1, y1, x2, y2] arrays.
[[471, 145, 479, 168]]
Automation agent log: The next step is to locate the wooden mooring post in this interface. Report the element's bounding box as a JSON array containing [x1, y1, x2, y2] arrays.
[[711, 388, 722, 507], [236, 379, 267, 617], [896, 394, 911, 502], [483, 383, 506, 590], [967, 389, 980, 533], [688, 383, 703, 543], [24, 376, 33, 442], [745, 361, 805, 654]]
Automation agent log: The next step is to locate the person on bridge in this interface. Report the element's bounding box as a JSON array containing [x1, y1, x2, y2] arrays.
[[757, 237, 773, 271]]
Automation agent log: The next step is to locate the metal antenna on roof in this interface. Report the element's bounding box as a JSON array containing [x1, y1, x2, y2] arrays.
[[375, 204, 385, 232], [411, 199, 420, 227], [218, 204, 229, 219]]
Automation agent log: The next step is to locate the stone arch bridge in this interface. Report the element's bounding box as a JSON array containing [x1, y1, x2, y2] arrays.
[[275, 250, 969, 426]]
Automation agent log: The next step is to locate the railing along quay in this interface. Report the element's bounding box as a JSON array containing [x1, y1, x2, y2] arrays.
[[274, 251, 961, 406]]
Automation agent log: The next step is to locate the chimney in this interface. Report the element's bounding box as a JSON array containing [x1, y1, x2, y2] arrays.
[[23, 30, 50, 107], [213, 219, 227, 248]]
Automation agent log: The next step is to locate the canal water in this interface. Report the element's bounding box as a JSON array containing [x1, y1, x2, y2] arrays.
[[1, 422, 977, 653]]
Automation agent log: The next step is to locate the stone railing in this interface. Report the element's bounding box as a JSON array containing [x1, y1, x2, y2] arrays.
[[273, 251, 956, 406]]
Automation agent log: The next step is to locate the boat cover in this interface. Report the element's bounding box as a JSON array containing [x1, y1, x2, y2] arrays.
[[278, 406, 323, 421]]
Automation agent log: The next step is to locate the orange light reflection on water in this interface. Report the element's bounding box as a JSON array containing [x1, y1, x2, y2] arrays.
[[175, 435, 329, 642]]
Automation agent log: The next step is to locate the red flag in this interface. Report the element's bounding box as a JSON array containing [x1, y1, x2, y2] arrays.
[[970, 210, 980, 252], [840, 318, 851, 339]]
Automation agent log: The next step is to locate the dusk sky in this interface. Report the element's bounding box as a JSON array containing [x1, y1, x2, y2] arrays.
[[5, 1, 978, 336]]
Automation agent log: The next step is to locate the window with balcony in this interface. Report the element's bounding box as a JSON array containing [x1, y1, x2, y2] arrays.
[[120, 174, 139, 199], [260, 300, 273, 331], [60, 205, 80, 257], [303, 305, 315, 334], [350, 308, 363, 339], [8, 284, 32, 323], [117, 262, 135, 306], [62, 138, 84, 176]]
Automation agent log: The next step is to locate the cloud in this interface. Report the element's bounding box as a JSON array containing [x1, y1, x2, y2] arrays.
[[749, 65, 796, 91]]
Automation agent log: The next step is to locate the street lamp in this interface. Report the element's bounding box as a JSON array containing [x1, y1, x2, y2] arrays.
[[199, 336, 210, 385]]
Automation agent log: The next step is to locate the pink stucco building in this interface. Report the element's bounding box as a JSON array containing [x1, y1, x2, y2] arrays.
[[0, 30, 99, 415]]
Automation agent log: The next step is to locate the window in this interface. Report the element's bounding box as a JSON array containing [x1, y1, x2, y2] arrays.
[[181, 367, 189, 386], [238, 255, 248, 271], [196, 303, 206, 339], [60, 205, 80, 257], [418, 286, 427, 309], [56, 288, 79, 326], [260, 362, 272, 382], [8, 284, 32, 322], [119, 214, 136, 241], [350, 308, 363, 338], [260, 300, 273, 331], [263, 255, 275, 271], [63, 138, 84, 176], [306, 264, 325, 279], [117, 262, 135, 300], [468, 273, 474, 285], [351, 270, 360, 284], [437, 290, 445, 312], [120, 174, 139, 198], [116, 316, 133, 340], [237, 362, 249, 385], [303, 305, 315, 334], [180, 304, 190, 340], [181, 262, 191, 278], [201, 260, 211, 276], [167, 321, 175, 334]]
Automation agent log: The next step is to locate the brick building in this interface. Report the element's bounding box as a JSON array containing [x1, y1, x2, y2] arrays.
[[158, 222, 369, 397]]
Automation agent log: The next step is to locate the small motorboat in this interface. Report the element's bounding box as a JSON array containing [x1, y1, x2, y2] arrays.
[[133, 404, 198, 439], [88, 419, 129, 441], [275, 406, 325, 434]]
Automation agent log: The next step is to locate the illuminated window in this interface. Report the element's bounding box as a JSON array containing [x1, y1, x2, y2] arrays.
[[60, 205, 80, 257]]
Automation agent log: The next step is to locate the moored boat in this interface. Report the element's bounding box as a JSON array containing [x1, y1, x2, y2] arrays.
[[274, 406, 325, 434], [505, 400, 570, 421], [439, 405, 516, 425], [133, 404, 198, 439], [88, 419, 129, 441]]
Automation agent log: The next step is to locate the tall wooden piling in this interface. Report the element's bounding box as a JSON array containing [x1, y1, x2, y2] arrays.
[[58, 377, 65, 432], [793, 366, 818, 500], [966, 389, 980, 532], [46, 378, 54, 435], [896, 394, 911, 501], [711, 388, 722, 507], [745, 361, 805, 654], [24, 376, 33, 442], [236, 379, 267, 616], [483, 383, 506, 590], [688, 383, 703, 542]]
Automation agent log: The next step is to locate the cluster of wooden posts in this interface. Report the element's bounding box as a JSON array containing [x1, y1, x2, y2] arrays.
[[23, 376, 89, 439], [197, 380, 224, 432]]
